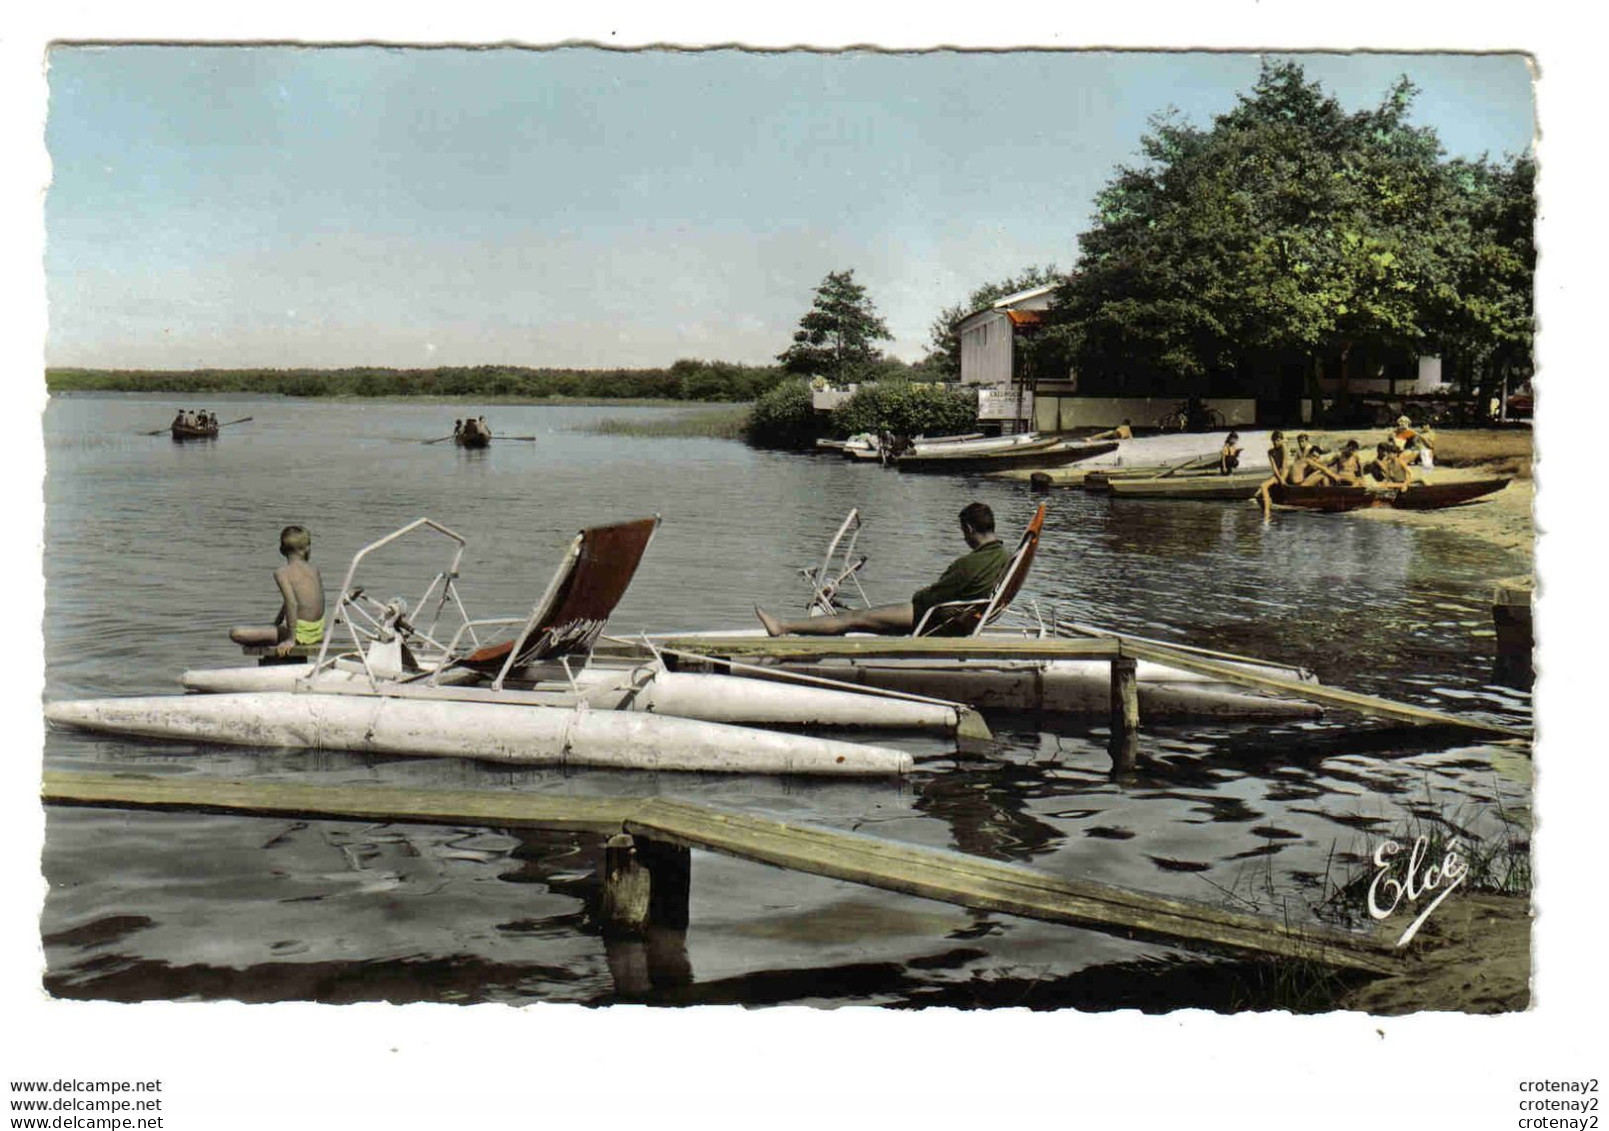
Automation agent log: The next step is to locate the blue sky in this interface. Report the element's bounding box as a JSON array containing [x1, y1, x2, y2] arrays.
[[45, 47, 1536, 370]]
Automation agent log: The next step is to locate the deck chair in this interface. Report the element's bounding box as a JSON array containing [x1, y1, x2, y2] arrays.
[[457, 515, 661, 687], [911, 503, 1046, 637]]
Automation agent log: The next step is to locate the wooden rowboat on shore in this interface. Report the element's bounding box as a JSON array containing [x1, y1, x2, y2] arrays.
[[1103, 473, 1268, 501], [894, 440, 1119, 475], [1271, 477, 1512, 513]]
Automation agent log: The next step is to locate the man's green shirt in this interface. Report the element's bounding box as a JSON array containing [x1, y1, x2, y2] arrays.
[[911, 539, 1009, 635]]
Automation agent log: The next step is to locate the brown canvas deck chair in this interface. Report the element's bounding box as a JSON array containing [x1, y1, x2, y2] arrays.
[[910, 503, 1046, 637], [458, 516, 661, 688]]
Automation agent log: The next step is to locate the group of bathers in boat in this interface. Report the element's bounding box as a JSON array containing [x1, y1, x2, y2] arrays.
[[171, 409, 218, 431], [1219, 416, 1434, 485]]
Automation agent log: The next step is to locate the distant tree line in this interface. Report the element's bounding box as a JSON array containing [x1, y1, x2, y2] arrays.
[[46, 360, 787, 403]]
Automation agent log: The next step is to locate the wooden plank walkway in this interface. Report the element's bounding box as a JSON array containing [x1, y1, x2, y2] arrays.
[[42, 771, 1398, 974], [43, 772, 637, 834], [626, 798, 1398, 973]]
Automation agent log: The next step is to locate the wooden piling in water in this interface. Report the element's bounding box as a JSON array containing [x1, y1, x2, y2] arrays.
[[1109, 656, 1140, 739], [42, 772, 1401, 974], [601, 833, 652, 937]]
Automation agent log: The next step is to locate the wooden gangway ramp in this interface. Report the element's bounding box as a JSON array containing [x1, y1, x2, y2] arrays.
[[630, 633, 1526, 739], [43, 771, 1399, 974], [1114, 638, 1528, 738]]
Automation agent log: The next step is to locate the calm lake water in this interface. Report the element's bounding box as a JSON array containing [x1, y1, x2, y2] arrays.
[[41, 393, 1532, 1008]]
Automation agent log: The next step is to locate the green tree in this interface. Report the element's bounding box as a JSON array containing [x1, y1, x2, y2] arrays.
[[1033, 60, 1518, 403], [1427, 155, 1535, 403], [777, 269, 893, 381], [925, 265, 1063, 379]]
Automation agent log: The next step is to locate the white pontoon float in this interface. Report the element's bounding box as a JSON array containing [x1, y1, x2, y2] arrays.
[[46, 517, 1003, 777]]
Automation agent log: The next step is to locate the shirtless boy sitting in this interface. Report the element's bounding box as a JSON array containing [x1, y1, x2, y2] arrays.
[[1325, 439, 1366, 485], [229, 525, 327, 656], [1366, 441, 1416, 486]]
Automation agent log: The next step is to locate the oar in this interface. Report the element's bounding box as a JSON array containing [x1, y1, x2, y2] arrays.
[[216, 416, 253, 428], [496, 435, 539, 441], [422, 435, 457, 445], [1159, 453, 1211, 479]]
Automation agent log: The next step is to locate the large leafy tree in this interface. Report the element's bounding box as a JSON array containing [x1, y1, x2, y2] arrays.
[[924, 265, 1063, 378], [1428, 155, 1535, 400], [777, 270, 893, 381], [1034, 61, 1529, 399]]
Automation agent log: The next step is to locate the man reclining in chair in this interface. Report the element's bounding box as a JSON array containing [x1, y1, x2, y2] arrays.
[[755, 502, 1008, 637]]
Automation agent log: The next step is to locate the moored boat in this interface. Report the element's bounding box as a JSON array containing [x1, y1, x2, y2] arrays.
[[762, 653, 1322, 720], [679, 504, 1326, 722], [1102, 472, 1268, 501], [1271, 477, 1511, 513], [894, 439, 1118, 474]]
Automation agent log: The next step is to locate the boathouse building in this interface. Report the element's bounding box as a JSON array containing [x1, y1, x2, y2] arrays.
[[955, 284, 1446, 431], [955, 283, 1054, 434]]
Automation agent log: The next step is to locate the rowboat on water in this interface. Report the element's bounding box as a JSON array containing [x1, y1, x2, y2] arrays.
[[45, 516, 992, 777], [455, 429, 491, 448], [1270, 477, 1511, 513], [170, 424, 219, 441], [159, 415, 251, 441], [894, 439, 1119, 475]]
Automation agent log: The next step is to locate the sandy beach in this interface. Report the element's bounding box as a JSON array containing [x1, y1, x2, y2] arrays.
[[1338, 893, 1532, 1014]]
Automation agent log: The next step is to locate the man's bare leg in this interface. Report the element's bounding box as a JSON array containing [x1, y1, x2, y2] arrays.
[[229, 625, 282, 646], [1255, 476, 1279, 520], [755, 602, 915, 637]]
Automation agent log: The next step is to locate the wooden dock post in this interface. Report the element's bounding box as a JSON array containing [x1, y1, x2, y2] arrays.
[[600, 833, 691, 936], [600, 833, 652, 937], [1110, 655, 1140, 739]]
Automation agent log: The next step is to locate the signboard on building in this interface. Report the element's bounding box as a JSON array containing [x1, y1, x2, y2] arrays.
[[977, 386, 1032, 423]]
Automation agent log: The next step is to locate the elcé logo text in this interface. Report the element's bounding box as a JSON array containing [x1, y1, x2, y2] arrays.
[[1367, 835, 1469, 947]]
